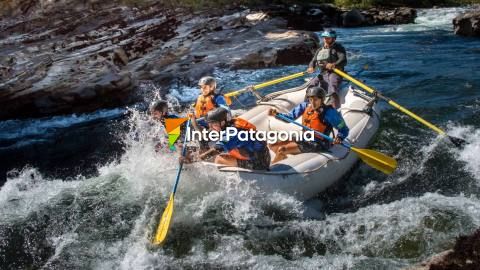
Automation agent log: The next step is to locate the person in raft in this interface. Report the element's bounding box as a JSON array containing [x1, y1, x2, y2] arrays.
[[190, 76, 229, 130], [190, 76, 230, 152], [199, 107, 271, 170], [307, 29, 347, 109], [150, 100, 183, 152], [268, 85, 349, 163]]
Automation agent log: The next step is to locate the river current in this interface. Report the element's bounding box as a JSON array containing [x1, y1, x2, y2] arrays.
[[1, 7, 480, 269]]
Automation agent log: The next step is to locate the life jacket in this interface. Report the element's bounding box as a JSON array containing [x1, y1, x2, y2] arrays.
[[316, 43, 339, 67], [227, 118, 263, 160], [233, 117, 256, 131], [302, 105, 333, 139], [194, 94, 217, 118]]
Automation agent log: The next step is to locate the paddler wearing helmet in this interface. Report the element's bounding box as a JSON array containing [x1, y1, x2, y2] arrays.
[[191, 76, 229, 129], [307, 29, 347, 109], [190, 76, 230, 153], [200, 107, 271, 170], [268, 85, 349, 163]]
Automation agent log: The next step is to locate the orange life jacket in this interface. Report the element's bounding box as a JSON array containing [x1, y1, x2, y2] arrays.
[[302, 105, 333, 138], [227, 117, 257, 160], [233, 117, 256, 131], [194, 94, 217, 118]]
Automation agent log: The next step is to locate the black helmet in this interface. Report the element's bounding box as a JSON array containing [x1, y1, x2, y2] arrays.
[[306, 86, 326, 99], [206, 107, 228, 123], [150, 100, 168, 113], [198, 76, 217, 88]]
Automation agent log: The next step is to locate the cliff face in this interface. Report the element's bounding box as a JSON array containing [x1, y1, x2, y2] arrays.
[[0, 1, 320, 120]]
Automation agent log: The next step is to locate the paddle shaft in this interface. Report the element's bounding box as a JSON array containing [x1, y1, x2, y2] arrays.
[[333, 68, 447, 136], [275, 114, 351, 149], [172, 118, 191, 194], [224, 71, 306, 98]]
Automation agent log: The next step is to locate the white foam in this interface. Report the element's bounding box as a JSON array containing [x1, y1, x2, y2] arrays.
[[348, 7, 469, 34], [97, 191, 480, 269], [296, 193, 480, 258], [0, 168, 81, 223], [415, 7, 467, 30], [448, 125, 480, 182]]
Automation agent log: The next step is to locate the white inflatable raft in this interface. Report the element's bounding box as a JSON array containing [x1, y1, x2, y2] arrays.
[[186, 83, 380, 200]]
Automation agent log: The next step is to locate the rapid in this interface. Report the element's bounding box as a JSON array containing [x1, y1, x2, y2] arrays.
[[1, 7, 480, 269]]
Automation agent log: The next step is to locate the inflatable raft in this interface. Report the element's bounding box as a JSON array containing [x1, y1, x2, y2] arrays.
[[186, 82, 380, 200]]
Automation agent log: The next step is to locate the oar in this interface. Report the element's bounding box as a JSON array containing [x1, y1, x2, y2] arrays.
[[151, 118, 191, 246], [275, 113, 397, 174], [333, 68, 467, 148], [224, 71, 307, 105]]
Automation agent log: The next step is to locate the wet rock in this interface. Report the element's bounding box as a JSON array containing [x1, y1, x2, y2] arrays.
[[131, 13, 319, 85], [406, 250, 453, 270], [0, 3, 319, 120], [394, 7, 418, 24], [407, 228, 480, 270], [113, 48, 128, 67], [248, 4, 416, 30], [453, 10, 480, 37], [256, 4, 340, 31], [342, 7, 417, 27], [342, 9, 365, 27]]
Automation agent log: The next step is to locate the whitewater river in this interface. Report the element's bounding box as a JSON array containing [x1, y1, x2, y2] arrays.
[[1, 7, 480, 269]]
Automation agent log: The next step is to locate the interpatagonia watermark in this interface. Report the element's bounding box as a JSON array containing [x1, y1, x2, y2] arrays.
[[186, 127, 315, 144]]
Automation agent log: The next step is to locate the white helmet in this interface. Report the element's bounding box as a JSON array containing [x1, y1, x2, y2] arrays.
[[198, 76, 217, 88]]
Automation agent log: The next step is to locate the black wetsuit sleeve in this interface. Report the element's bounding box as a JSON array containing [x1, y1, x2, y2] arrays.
[[334, 44, 347, 69], [308, 49, 320, 69]]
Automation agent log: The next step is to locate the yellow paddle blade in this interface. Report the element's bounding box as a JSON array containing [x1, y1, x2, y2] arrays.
[[351, 147, 397, 175], [152, 194, 175, 246]]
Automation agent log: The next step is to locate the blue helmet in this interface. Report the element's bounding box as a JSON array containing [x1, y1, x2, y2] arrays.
[[321, 29, 337, 38]]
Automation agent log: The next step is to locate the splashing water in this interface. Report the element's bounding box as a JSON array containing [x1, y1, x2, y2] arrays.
[[1, 7, 480, 270]]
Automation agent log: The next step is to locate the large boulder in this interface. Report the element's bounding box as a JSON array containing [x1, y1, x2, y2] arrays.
[[453, 10, 480, 37], [407, 228, 480, 270], [342, 9, 366, 27]]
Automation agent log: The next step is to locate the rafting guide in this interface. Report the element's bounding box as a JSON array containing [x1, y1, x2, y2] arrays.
[[186, 124, 315, 144]]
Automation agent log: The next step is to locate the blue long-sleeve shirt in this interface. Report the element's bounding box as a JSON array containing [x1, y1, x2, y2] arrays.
[[214, 95, 227, 107], [279, 102, 349, 139]]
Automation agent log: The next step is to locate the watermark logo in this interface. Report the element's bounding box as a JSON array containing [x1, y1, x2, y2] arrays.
[[165, 118, 188, 150], [187, 127, 315, 144]]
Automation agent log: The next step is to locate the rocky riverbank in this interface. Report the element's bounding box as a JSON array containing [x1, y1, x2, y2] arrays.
[[0, 2, 319, 120], [0, 1, 417, 120], [453, 8, 480, 37]]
